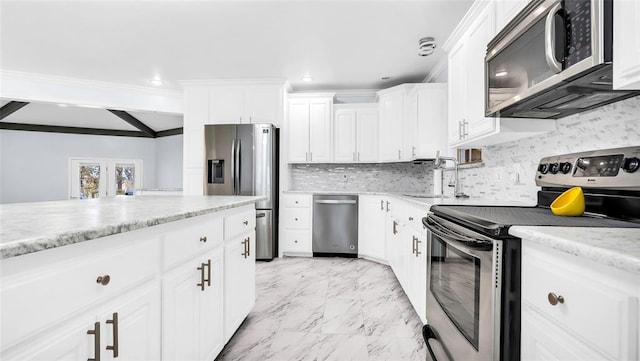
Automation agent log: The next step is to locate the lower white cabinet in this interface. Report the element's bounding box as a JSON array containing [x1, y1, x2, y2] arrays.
[[521, 242, 640, 361], [357, 195, 387, 262], [1, 206, 257, 361], [280, 193, 313, 256], [162, 247, 224, 361], [223, 231, 256, 343]]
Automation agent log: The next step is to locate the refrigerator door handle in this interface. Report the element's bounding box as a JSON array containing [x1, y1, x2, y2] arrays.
[[231, 138, 237, 195], [236, 139, 242, 194]]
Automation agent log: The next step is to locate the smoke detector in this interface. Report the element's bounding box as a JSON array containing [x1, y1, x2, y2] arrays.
[[418, 37, 436, 56]]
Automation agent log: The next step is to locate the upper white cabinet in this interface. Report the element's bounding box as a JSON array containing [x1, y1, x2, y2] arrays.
[[377, 87, 406, 162], [444, 0, 556, 147], [613, 0, 640, 90], [447, 1, 497, 146], [209, 84, 284, 125], [405, 84, 447, 159], [333, 104, 378, 163], [287, 93, 334, 163], [521, 241, 640, 361], [494, 0, 528, 30]]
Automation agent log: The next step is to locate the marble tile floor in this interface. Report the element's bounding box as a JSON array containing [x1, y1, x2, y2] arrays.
[[216, 257, 427, 361]]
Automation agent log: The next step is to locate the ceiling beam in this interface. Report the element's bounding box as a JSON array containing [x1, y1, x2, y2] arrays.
[[0, 101, 30, 121], [107, 109, 157, 138], [0, 122, 150, 138]]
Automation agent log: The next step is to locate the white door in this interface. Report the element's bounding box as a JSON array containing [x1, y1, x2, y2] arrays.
[[209, 87, 244, 124], [416, 86, 447, 158], [448, 40, 466, 145], [613, 0, 640, 90], [69, 158, 142, 199], [244, 86, 281, 125], [357, 196, 386, 261], [403, 91, 419, 160], [162, 258, 202, 361], [334, 109, 356, 162], [224, 232, 256, 342], [199, 247, 225, 361], [356, 109, 378, 162], [378, 93, 404, 162], [99, 284, 161, 361], [288, 100, 310, 162], [308, 99, 332, 162], [465, 4, 497, 140]]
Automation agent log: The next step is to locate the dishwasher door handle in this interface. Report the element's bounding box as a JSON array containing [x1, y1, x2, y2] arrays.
[[314, 200, 357, 204]]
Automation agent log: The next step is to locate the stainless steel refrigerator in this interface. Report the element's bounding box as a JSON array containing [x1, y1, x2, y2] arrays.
[[204, 124, 278, 260]]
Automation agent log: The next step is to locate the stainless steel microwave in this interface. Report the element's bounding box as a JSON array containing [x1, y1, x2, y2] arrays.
[[485, 0, 640, 119]]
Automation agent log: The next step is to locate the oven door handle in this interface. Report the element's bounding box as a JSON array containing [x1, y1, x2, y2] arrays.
[[423, 325, 453, 361], [425, 216, 493, 250]]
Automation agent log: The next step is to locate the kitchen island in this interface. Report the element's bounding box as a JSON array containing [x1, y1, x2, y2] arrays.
[[1, 195, 263, 361]]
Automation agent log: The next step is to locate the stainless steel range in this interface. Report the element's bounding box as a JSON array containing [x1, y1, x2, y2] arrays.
[[422, 146, 640, 361]]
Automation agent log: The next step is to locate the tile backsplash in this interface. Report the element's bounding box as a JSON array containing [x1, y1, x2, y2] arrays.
[[289, 95, 640, 202], [290, 162, 437, 193], [445, 95, 640, 203]]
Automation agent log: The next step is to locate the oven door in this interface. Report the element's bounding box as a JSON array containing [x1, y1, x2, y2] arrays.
[[424, 214, 501, 361]]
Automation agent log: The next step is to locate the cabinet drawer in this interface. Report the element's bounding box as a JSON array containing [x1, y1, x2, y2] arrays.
[[281, 230, 311, 253], [224, 207, 256, 240], [522, 245, 638, 360], [163, 213, 223, 270], [280, 208, 311, 229], [1, 232, 159, 350], [283, 194, 312, 208]]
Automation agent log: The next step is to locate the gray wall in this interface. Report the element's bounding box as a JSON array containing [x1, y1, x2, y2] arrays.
[[0, 130, 183, 203]]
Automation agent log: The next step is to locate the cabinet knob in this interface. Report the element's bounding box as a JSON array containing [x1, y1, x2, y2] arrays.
[[294, 217, 298, 221], [243, 220, 249, 225], [547, 292, 565, 306], [200, 236, 207, 243], [294, 240, 298, 243], [295, 201, 299, 204], [408, 217, 414, 221], [96, 275, 111, 286]]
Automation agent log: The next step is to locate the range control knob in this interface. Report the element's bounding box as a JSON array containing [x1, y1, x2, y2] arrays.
[[538, 163, 550, 174], [622, 157, 640, 173], [560, 162, 572, 174], [549, 162, 560, 174]]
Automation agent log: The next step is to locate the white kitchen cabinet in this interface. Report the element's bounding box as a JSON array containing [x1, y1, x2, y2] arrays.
[[162, 247, 224, 361], [333, 104, 378, 163], [445, 1, 555, 147], [404, 204, 428, 324], [613, 0, 640, 90], [223, 230, 256, 343], [521, 242, 640, 361], [280, 193, 313, 256], [4, 284, 161, 361], [378, 88, 405, 162], [494, 0, 527, 31], [404, 84, 447, 159], [357, 195, 387, 262], [287, 94, 334, 163], [208, 84, 284, 126]]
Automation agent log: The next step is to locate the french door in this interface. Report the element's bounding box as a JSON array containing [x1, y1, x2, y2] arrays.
[[69, 158, 143, 199]]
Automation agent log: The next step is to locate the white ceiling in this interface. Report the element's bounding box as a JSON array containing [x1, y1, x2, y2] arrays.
[[0, 0, 472, 92]]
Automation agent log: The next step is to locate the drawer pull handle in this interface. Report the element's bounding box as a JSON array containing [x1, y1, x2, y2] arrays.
[[87, 322, 101, 361], [204, 259, 212, 287], [241, 239, 248, 258], [106, 312, 119, 357], [548, 292, 565, 306], [96, 275, 111, 286], [243, 220, 249, 225], [200, 236, 207, 243], [393, 220, 398, 235]]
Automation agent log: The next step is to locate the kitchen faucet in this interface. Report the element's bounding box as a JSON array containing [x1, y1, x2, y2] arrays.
[[434, 151, 469, 198]]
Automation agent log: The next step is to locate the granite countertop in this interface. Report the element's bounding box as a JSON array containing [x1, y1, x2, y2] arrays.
[[0, 195, 265, 259], [510, 226, 640, 275]]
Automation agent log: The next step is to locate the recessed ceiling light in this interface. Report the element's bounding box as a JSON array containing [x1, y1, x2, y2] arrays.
[[77, 104, 102, 109], [302, 75, 313, 82], [381, 76, 391, 80], [57, 103, 68, 107], [150, 78, 164, 86]]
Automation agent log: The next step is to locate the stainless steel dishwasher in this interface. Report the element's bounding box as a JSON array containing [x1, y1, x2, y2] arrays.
[[312, 194, 358, 257]]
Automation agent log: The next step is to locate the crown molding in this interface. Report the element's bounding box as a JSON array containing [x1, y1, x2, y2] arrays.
[[179, 78, 288, 87]]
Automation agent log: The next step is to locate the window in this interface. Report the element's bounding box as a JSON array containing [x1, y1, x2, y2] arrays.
[[69, 158, 143, 199]]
